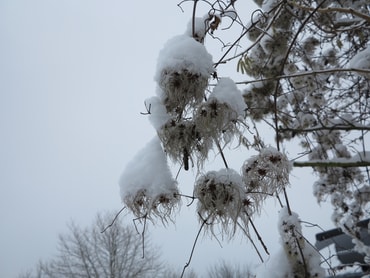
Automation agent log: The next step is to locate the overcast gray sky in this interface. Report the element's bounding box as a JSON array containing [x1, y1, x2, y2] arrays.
[[0, 1, 334, 277]]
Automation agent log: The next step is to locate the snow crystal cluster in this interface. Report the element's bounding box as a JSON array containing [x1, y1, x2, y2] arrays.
[[154, 34, 213, 115]]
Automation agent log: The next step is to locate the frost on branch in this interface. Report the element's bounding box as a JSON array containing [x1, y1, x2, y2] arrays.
[[194, 168, 253, 238], [119, 137, 180, 223], [242, 147, 291, 211]]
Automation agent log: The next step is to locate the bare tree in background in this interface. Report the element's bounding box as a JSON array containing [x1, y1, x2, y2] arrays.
[[19, 213, 162, 278], [207, 260, 254, 278]]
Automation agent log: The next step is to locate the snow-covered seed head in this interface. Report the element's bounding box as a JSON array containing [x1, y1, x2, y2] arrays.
[[242, 147, 291, 208], [119, 137, 181, 224], [307, 92, 326, 108], [303, 36, 320, 56], [242, 44, 267, 77], [158, 69, 208, 115], [273, 8, 293, 30], [277, 207, 325, 277], [123, 189, 180, 224], [194, 169, 252, 237], [158, 119, 212, 169], [154, 34, 214, 116], [246, 11, 267, 42], [194, 77, 246, 144], [260, 31, 288, 56], [243, 82, 275, 121], [194, 100, 239, 143], [322, 48, 337, 66], [278, 207, 306, 275]]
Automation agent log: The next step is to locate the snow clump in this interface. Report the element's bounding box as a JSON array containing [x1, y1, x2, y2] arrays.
[[277, 207, 325, 278], [349, 45, 370, 70], [194, 77, 246, 144], [119, 137, 180, 223], [154, 34, 214, 115]]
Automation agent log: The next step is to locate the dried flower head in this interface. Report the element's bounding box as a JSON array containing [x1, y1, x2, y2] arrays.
[[158, 118, 212, 169], [119, 137, 181, 224], [194, 168, 252, 237], [123, 188, 180, 224], [154, 34, 214, 116], [194, 100, 240, 144], [242, 147, 291, 209], [158, 69, 209, 115]]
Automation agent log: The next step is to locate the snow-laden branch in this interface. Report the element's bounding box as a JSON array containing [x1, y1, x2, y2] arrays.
[[279, 124, 370, 133], [294, 151, 370, 168], [236, 68, 370, 85], [293, 160, 370, 168], [287, 1, 370, 23]]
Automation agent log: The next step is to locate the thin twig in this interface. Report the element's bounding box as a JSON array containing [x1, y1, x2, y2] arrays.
[[180, 214, 208, 278], [141, 216, 147, 259], [215, 140, 229, 169], [275, 194, 284, 208], [245, 210, 270, 256], [237, 221, 264, 263], [295, 227, 336, 276], [133, 215, 148, 259], [283, 188, 292, 216], [175, 193, 197, 207], [192, 0, 198, 39], [100, 206, 126, 233]]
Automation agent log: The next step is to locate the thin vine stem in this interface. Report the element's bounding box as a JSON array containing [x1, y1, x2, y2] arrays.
[[180, 214, 209, 278]]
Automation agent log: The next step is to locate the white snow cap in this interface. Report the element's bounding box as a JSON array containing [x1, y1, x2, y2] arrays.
[[154, 34, 214, 82], [350, 45, 370, 70], [206, 167, 244, 188], [119, 137, 177, 199], [209, 77, 247, 117], [185, 16, 208, 42]]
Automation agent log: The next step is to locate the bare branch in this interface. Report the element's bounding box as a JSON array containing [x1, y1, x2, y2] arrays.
[[279, 125, 370, 133], [288, 1, 370, 23], [293, 160, 370, 168], [236, 68, 370, 85], [101, 206, 126, 233], [180, 213, 209, 278]]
